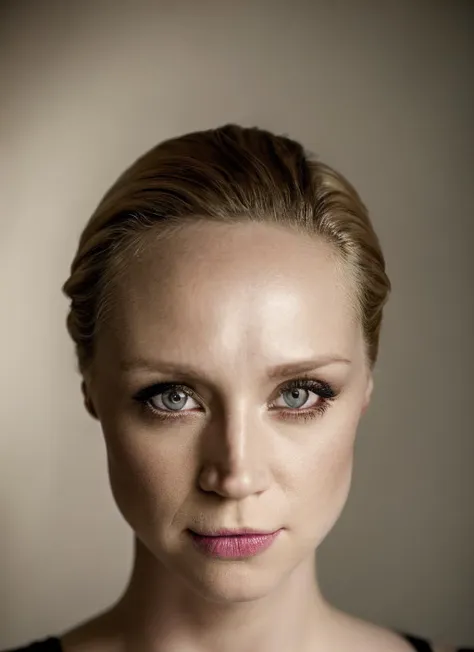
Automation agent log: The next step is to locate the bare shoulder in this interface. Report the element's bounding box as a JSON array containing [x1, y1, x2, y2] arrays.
[[323, 608, 422, 652], [331, 612, 462, 652]]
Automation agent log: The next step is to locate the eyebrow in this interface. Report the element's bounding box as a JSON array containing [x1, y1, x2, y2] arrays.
[[120, 355, 351, 380], [266, 356, 351, 379]]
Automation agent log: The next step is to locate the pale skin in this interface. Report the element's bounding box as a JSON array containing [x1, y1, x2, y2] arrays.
[[60, 220, 443, 652]]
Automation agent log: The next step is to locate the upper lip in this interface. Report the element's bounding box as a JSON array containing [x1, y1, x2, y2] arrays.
[[190, 527, 280, 536]]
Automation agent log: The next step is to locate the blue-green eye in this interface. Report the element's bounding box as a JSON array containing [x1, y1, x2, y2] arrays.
[[270, 378, 335, 413], [280, 387, 313, 409], [155, 388, 190, 411], [133, 383, 200, 414]]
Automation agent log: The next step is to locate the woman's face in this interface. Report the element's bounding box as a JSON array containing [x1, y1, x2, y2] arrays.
[[87, 220, 373, 603]]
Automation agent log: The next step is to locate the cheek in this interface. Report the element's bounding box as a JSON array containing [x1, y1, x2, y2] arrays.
[[102, 422, 195, 536], [290, 410, 359, 543]]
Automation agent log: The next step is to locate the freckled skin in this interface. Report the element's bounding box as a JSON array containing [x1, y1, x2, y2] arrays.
[[75, 220, 389, 652]]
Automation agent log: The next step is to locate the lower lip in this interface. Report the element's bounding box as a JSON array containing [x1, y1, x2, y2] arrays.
[[188, 530, 281, 559]]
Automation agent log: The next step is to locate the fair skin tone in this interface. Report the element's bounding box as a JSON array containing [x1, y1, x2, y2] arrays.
[[61, 220, 424, 652]]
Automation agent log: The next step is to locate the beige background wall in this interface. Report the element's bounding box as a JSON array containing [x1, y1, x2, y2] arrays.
[[1, 0, 473, 648]]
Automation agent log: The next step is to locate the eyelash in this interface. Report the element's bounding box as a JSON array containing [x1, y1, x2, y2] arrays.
[[132, 377, 337, 424]]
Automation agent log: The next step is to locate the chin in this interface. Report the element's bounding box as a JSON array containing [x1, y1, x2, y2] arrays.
[[176, 556, 285, 603]]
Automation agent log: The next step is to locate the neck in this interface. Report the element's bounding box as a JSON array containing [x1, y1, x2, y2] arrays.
[[111, 537, 335, 652]]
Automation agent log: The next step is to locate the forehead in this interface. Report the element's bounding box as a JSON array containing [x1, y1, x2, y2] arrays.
[[99, 220, 363, 371]]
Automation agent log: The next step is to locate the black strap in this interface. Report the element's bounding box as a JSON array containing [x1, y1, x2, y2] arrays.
[[403, 633, 433, 651]]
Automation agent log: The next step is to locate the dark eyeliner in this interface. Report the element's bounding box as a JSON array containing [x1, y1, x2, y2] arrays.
[[133, 382, 196, 403], [278, 377, 336, 399], [269, 377, 337, 423], [132, 382, 202, 422]]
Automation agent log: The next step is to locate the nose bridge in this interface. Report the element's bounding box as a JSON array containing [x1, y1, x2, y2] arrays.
[[198, 392, 272, 499], [223, 397, 262, 465]]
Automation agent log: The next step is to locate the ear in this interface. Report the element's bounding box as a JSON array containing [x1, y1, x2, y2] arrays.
[[361, 373, 374, 416], [81, 379, 99, 420]]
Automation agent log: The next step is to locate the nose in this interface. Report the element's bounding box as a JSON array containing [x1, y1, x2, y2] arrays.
[[198, 409, 272, 499]]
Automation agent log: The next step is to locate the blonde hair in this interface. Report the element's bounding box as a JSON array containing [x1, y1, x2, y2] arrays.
[[62, 124, 391, 374]]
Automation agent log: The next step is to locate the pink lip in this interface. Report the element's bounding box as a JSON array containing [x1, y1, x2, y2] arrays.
[[188, 529, 282, 559]]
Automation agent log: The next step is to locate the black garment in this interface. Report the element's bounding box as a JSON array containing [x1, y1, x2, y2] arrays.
[[404, 632, 474, 652], [4, 633, 474, 651], [4, 639, 61, 651]]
